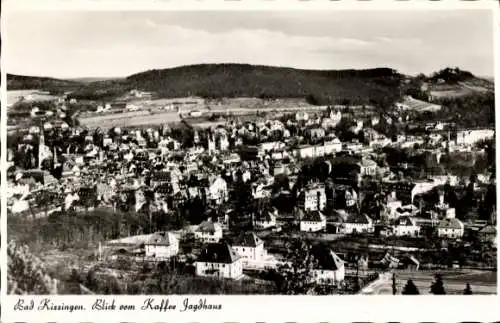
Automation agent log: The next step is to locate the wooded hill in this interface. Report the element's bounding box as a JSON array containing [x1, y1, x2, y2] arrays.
[[126, 64, 403, 105], [8, 64, 404, 105], [8, 65, 493, 107], [7, 74, 82, 93]]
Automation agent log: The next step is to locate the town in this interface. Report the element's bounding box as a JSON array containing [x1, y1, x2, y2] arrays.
[[7, 66, 497, 295]]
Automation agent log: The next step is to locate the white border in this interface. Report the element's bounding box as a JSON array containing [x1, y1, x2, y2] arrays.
[[1, 0, 499, 322]]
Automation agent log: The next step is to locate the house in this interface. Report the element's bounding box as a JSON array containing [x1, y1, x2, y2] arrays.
[[324, 139, 342, 155], [209, 176, 228, 205], [296, 111, 309, 121], [393, 216, 420, 237], [259, 141, 285, 153], [437, 218, 464, 239], [329, 110, 342, 126], [144, 232, 179, 260], [301, 184, 327, 211], [151, 171, 170, 188], [310, 246, 345, 285], [195, 242, 243, 279], [296, 145, 316, 159], [195, 219, 223, 243], [385, 193, 403, 220], [300, 210, 326, 232], [307, 127, 326, 140], [253, 207, 278, 229], [357, 158, 377, 177], [340, 213, 374, 234], [232, 232, 266, 262], [478, 224, 496, 245]]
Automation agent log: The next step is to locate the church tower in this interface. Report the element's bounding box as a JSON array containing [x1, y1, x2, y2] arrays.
[[38, 128, 46, 169]]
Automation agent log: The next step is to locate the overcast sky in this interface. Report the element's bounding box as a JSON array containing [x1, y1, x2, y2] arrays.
[[5, 10, 495, 78]]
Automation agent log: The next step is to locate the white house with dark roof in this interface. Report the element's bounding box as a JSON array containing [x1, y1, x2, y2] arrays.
[[310, 246, 345, 285], [195, 242, 243, 279], [195, 219, 223, 243], [438, 218, 464, 239], [392, 216, 420, 237], [253, 207, 278, 230], [340, 214, 374, 234], [232, 232, 266, 262], [300, 210, 326, 232], [144, 232, 179, 260]]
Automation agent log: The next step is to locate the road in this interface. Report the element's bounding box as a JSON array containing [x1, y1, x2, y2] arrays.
[[361, 269, 496, 295]]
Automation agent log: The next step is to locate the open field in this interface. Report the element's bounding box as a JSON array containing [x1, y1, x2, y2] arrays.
[[78, 110, 181, 129], [7, 90, 59, 106]]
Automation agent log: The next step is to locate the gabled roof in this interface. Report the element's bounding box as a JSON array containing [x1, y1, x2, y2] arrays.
[[478, 224, 496, 234], [197, 242, 241, 264], [232, 232, 263, 248], [311, 246, 344, 271], [302, 210, 325, 222], [345, 213, 372, 224], [396, 216, 417, 227], [254, 206, 277, 222], [144, 232, 177, 246], [197, 220, 221, 233], [438, 218, 464, 230]]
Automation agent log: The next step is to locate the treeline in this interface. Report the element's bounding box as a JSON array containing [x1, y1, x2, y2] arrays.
[[433, 92, 495, 128], [7, 74, 81, 94], [8, 207, 183, 253], [66, 80, 131, 101], [429, 67, 475, 84], [77, 267, 277, 294], [126, 64, 403, 106]]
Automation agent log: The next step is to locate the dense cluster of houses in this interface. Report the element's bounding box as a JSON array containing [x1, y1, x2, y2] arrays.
[[7, 94, 497, 286]]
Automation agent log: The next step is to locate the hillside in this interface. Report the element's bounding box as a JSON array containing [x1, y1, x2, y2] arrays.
[[9, 65, 492, 106], [7, 74, 82, 93], [125, 64, 403, 106]]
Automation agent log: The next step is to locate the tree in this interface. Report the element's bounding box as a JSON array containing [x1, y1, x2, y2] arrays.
[[273, 239, 317, 295], [430, 274, 446, 295], [8, 241, 58, 294], [463, 283, 473, 295], [402, 279, 420, 295]]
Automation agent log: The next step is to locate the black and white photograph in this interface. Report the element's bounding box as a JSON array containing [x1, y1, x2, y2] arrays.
[[5, 8, 497, 296]]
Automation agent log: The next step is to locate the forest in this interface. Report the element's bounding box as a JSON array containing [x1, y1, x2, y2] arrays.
[[7, 74, 82, 94], [125, 64, 403, 106], [8, 64, 404, 106]]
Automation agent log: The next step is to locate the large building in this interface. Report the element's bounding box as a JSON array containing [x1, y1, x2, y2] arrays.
[[310, 246, 345, 285], [144, 232, 179, 260], [300, 184, 327, 211], [195, 242, 243, 279], [232, 232, 266, 262]]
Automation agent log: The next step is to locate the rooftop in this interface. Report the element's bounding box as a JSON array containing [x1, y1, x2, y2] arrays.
[[197, 242, 241, 264]]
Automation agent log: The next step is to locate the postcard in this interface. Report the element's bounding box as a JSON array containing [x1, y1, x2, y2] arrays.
[[2, 0, 499, 322]]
